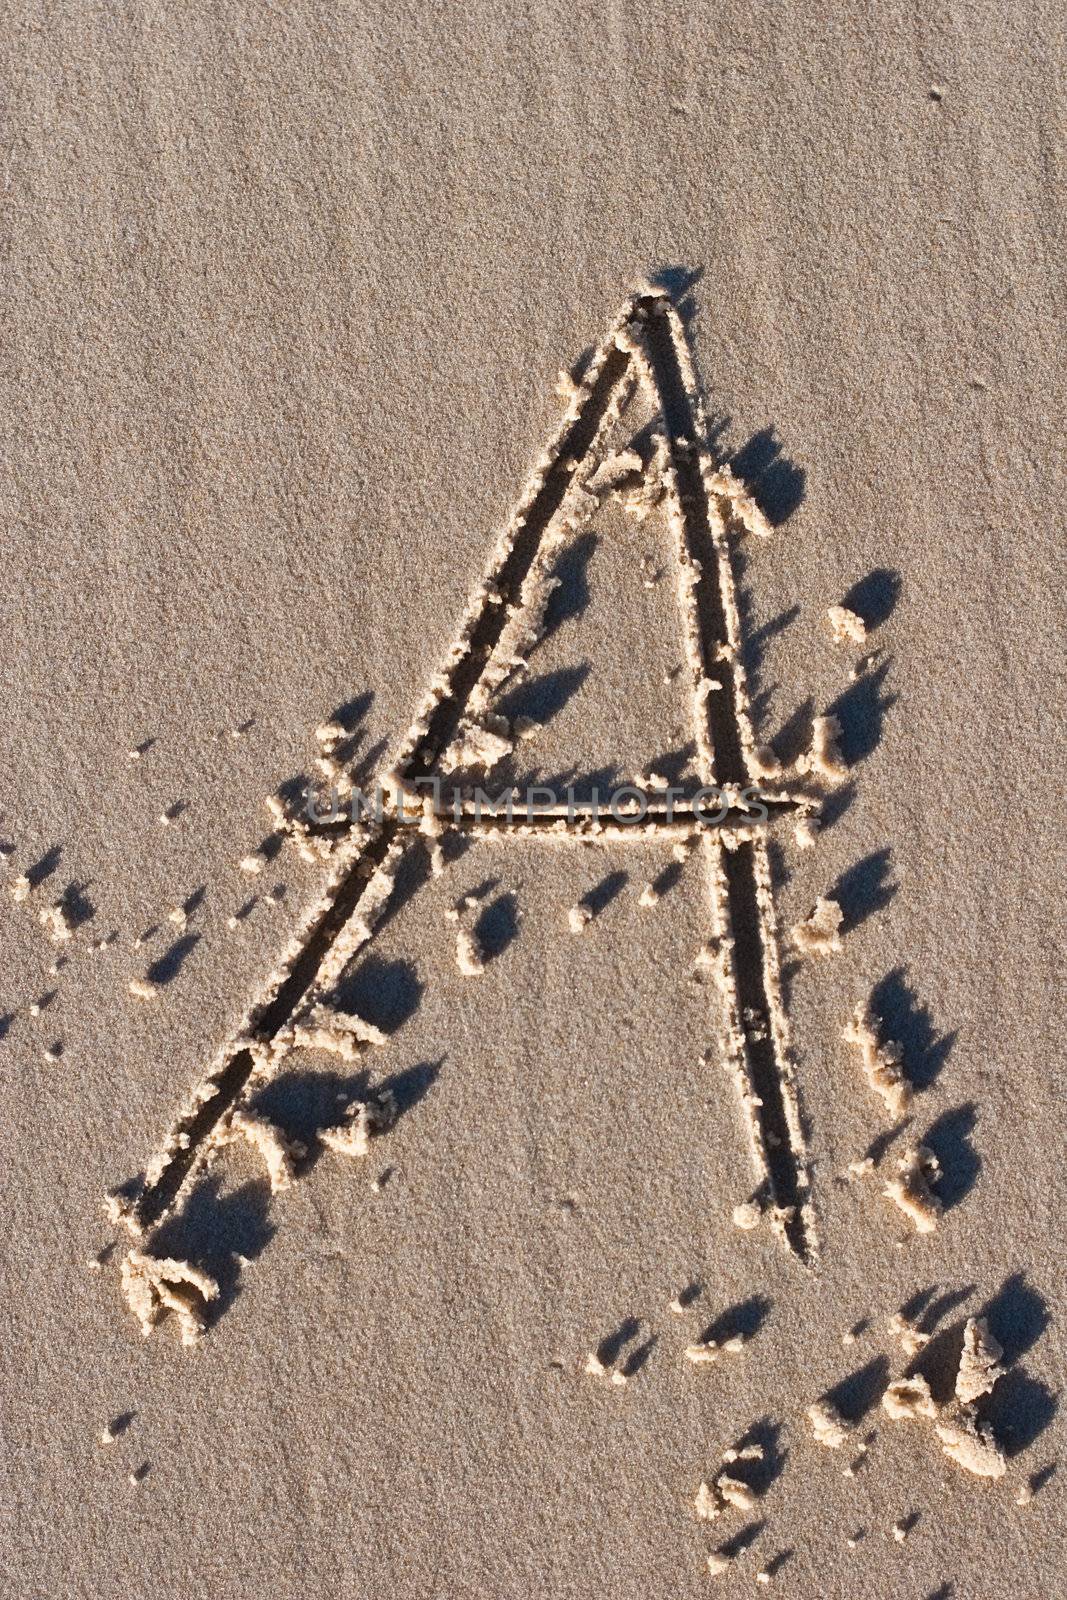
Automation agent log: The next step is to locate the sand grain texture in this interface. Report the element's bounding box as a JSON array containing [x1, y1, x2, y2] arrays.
[[2, 4, 1065, 1598]]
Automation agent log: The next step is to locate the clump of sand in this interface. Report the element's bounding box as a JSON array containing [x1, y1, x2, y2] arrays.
[[320, 1090, 397, 1161], [732, 1200, 761, 1230], [792, 897, 843, 958], [693, 1441, 765, 1527], [683, 1333, 746, 1366], [455, 928, 485, 976], [884, 1144, 942, 1233], [881, 1315, 1007, 1479], [120, 1250, 219, 1347], [802, 714, 848, 784], [441, 714, 515, 775], [285, 1004, 388, 1062], [842, 1000, 912, 1118], [39, 901, 73, 943], [827, 604, 867, 646], [807, 1397, 852, 1449], [223, 1110, 304, 1193], [956, 1317, 1005, 1406], [934, 1410, 1007, 1479], [794, 816, 819, 850], [888, 1311, 930, 1358], [882, 1375, 938, 1422]]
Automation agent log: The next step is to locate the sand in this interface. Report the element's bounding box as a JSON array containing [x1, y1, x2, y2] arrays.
[[2, 4, 1066, 1598]]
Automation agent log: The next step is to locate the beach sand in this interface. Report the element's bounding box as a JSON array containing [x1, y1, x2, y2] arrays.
[[2, 4, 1065, 1595]]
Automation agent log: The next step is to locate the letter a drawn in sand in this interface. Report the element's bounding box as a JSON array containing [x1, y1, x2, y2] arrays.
[[116, 286, 824, 1340]]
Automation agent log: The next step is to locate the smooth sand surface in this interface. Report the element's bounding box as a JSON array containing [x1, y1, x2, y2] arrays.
[[2, 5, 1066, 1596]]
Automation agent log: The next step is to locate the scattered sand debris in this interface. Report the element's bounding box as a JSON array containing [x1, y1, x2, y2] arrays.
[[638, 882, 660, 909], [285, 1005, 388, 1062], [843, 1001, 912, 1118], [694, 1481, 722, 1521], [891, 1518, 909, 1543], [568, 902, 592, 935], [717, 1474, 757, 1512], [11, 874, 30, 903], [707, 463, 773, 540], [240, 851, 267, 876], [418, 804, 447, 876], [792, 897, 843, 958], [315, 720, 345, 752], [695, 1451, 762, 1523], [223, 1111, 303, 1193], [803, 714, 848, 784], [42, 1043, 62, 1063], [555, 367, 580, 404], [888, 1311, 930, 1357], [807, 1398, 852, 1449], [794, 816, 819, 850], [584, 1346, 631, 1386], [882, 1376, 938, 1422], [732, 1200, 762, 1230], [935, 1410, 1006, 1479], [168, 906, 187, 929], [587, 448, 643, 494], [128, 978, 159, 1001], [751, 744, 783, 780], [320, 1091, 397, 1161], [683, 1334, 745, 1366], [39, 902, 73, 943], [956, 1317, 1005, 1406], [121, 1250, 219, 1347], [1016, 1482, 1034, 1507], [99, 1422, 119, 1446], [706, 1552, 731, 1577], [513, 714, 539, 741], [102, 1191, 134, 1229], [827, 605, 868, 646], [456, 928, 485, 977], [884, 1145, 942, 1233], [847, 1156, 875, 1180], [755, 1569, 772, 1586], [723, 1444, 764, 1464], [441, 715, 515, 775]]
